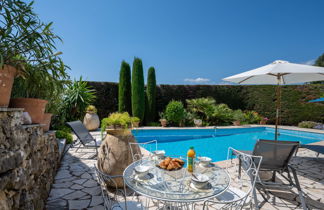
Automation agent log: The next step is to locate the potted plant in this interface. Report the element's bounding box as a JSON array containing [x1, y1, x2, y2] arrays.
[[101, 112, 132, 135], [159, 112, 167, 127], [10, 64, 68, 125], [131, 117, 140, 128], [260, 117, 269, 125], [232, 109, 245, 126], [0, 1, 66, 108], [83, 105, 100, 131]]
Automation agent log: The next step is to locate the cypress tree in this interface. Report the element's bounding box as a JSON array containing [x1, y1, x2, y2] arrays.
[[145, 67, 156, 123], [118, 61, 132, 113], [131, 58, 145, 121]]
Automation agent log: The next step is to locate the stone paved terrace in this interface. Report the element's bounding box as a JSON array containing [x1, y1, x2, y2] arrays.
[[46, 130, 324, 210]]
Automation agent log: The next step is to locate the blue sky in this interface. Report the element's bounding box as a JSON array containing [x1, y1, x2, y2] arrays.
[[34, 0, 324, 84]]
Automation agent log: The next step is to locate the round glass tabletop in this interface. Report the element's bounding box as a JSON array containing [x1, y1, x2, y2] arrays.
[[123, 158, 230, 202]]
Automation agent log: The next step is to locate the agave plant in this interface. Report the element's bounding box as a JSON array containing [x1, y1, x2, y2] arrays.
[[62, 77, 96, 121]]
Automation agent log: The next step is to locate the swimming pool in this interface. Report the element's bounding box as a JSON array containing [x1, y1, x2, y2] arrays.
[[132, 127, 323, 162]]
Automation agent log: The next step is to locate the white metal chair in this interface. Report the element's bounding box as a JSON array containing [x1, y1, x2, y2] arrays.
[[129, 140, 158, 162], [94, 164, 144, 210], [203, 147, 263, 210]]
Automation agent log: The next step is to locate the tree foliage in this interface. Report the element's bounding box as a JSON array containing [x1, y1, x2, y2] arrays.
[[131, 58, 145, 122], [145, 67, 157, 123], [118, 61, 131, 113], [165, 100, 185, 126], [315, 53, 324, 67], [0, 0, 67, 77]]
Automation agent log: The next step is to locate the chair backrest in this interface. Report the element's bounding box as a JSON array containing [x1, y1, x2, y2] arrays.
[[94, 164, 121, 209], [252, 139, 299, 171], [129, 140, 157, 162], [66, 121, 95, 145], [226, 147, 263, 207]]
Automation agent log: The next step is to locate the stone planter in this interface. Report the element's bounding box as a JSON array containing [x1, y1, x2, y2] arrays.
[[10, 98, 48, 124], [83, 111, 100, 131], [233, 120, 241, 126], [194, 119, 202, 127], [97, 130, 141, 187], [0, 65, 17, 108], [160, 119, 167, 127], [41, 113, 53, 132]]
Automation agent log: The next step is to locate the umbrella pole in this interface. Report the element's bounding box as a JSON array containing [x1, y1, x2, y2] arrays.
[[274, 76, 281, 140]]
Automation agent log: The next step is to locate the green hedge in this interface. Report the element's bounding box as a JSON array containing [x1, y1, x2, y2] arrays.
[[87, 81, 324, 125]]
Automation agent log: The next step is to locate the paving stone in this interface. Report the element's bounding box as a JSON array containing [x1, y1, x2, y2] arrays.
[[81, 172, 92, 179], [55, 169, 71, 179], [46, 199, 67, 208], [72, 171, 84, 176], [63, 190, 87, 199], [70, 184, 84, 190], [82, 186, 101, 196], [88, 205, 105, 210], [55, 176, 77, 183], [90, 195, 104, 206], [68, 199, 90, 209], [48, 188, 74, 200], [52, 182, 73, 188], [72, 178, 88, 185], [83, 179, 98, 188]]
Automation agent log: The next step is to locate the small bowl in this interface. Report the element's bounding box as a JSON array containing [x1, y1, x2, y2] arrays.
[[134, 165, 151, 179], [153, 150, 166, 157], [191, 174, 209, 188], [198, 156, 212, 166]]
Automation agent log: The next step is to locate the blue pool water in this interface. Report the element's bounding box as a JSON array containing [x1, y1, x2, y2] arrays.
[[132, 127, 323, 162]]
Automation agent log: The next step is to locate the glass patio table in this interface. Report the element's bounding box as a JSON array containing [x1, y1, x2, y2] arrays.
[[123, 158, 230, 203]]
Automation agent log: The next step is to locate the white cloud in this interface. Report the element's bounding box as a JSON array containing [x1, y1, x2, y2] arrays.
[[184, 77, 211, 83], [302, 59, 315, 65]]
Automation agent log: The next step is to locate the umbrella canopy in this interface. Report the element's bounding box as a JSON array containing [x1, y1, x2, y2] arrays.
[[223, 60, 324, 85], [223, 60, 324, 140], [309, 97, 324, 103]]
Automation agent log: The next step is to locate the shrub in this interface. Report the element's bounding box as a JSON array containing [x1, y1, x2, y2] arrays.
[[147, 122, 160, 126], [101, 112, 132, 131], [86, 105, 97, 113], [298, 121, 317, 129], [165, 100, 185, 126], [131, 116, 140, 123], [186, 97, 216, 123], [145, 67, 157, 124], [243, 111, 262, 124], [55, 130, 73, 144], [131, 58, 145, 122], [232, 109, 245, 122], [62, 77, 96, 122], [212, 104, 234, 125], [118, 61, 132, 113]]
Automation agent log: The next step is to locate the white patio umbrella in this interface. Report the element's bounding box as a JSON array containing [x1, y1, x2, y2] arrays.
[[223, 60, 324, 140]]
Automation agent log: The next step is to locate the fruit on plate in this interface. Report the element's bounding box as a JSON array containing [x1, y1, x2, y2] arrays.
[[159, 157, 185, 170]]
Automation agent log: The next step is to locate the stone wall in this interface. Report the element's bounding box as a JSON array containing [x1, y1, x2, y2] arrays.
[[0, 109, 60, 210]]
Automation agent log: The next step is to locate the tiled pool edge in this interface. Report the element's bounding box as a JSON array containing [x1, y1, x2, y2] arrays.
[[134, 124, 324, 135]]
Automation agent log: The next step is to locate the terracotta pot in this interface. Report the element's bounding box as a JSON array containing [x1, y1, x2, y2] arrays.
[[83, 112, 100, 131], [0, 65, 17, 107], [41, 113, 53, 132], [10, 98, 48, 124], [97, 131, 141, 187], [160, 119, 167, 127], [233, 120, 241, 126], [259, 120, 267, 125], [132, 121, 140, 128]]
